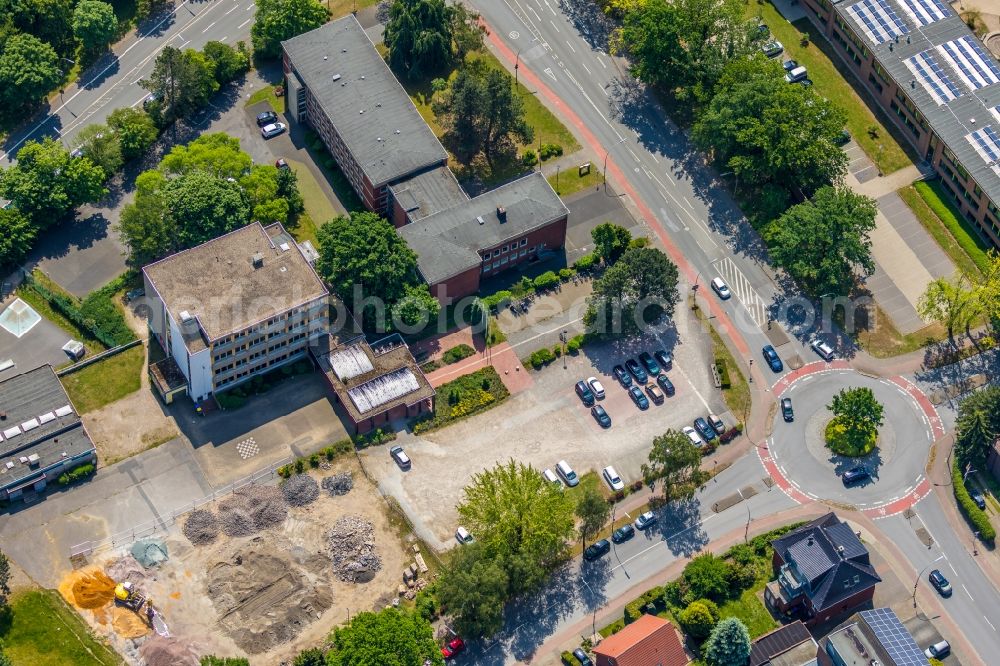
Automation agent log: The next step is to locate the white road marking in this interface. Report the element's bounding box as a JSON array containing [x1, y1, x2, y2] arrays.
[[550, 19, 560, 32], [714, 257, 769, 326], [566, 40, 575, 53], [239, 17, 253, 28], [544, 0, 556, 15], [963, 584, 974, 601], [529, 5, 541, 21], [612, 514, 717, 572], [202, 20, 217, 32], [600, 87, 609, 96], [543, 67, 557, 81], [581, 62, 591, 75], [985, 616, 996, 632], [225, 4, 238, 13], [598, 55, 607, 68]]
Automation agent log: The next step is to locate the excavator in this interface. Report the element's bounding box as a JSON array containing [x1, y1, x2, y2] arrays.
[[114, 582, 170, 637]]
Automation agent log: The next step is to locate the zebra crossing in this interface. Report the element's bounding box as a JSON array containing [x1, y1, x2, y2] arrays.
[[713, 257, 770, 327]]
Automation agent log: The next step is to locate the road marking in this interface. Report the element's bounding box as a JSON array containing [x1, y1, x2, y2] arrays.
[[510, 317, 585, 349], [528, 5, 541, 21], [543, 67, 557, 81], [202, 20, 217, 32], [714, 257, 769, 327], [219, 35, 228, 42], [246, 3, 254, 8], [600, 86, 609, 96], [963, 584, 974, 601], [581, 62, 591, 75], [225, 4, 238, 13], [544, 0, 556, 15], [650, 153, 659, 164], [985, 616, 996, 631], [566, 40, 576, 53], [239, 17, 253, 28], [611, 514, 717, 572], [598, 55, 607, 68], [550, 19, 560, 33]]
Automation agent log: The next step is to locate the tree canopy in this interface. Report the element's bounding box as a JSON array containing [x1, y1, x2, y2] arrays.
[[955, 386, 1000, 466], [827, 386, 884, 450], [575, 482, 611, 548], [0, 33, 62, 114], [591, 222, 632, 264], [107, 106, 160, 160], [0, 207, 38, 269], [73, 123, 123, 178], [141, 46, 219, 123], [917, 273, 979, 348], [164, 170, 251, 248], [203, 40, 250, 86], [585, 246, 680, 338], [641, 429, 708, 500], [160, 132, 252, 179], [704, 617, 752, 666], [385, 0, 454, 79], [763, 186, 877, 297], [251, 0, 329, 60], [327, 607, 443, 666], [72, 0, 117, 54], [435, 542, 509, 638]]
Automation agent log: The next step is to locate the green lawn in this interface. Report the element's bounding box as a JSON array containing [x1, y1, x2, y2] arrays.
[[17, 271, 109, 354], [285, 158, 339, 244], [329, 0, 377, 19], [547, 163, 603, 197], [694, 301, 750, 421], [0, 589, 123, 666], [246, 85, 286, 114], [717, 585, 779, 639], [747, 2, 914, 174], [61, 345, 145, 413], [905, 181, 992, 275]]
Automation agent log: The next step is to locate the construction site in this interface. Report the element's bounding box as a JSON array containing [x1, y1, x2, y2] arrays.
[[57, 457, 418, 665]]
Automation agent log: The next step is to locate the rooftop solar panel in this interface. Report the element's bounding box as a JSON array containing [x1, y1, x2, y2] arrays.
[[859, 608, 927, 666], [899, 0, 949, 26], [939, 35, 1000, 90], [848, 0, 909, 45], [906, 51, 963, 104], [968, 126, 1000, 164], [348, 367, 420, 413]]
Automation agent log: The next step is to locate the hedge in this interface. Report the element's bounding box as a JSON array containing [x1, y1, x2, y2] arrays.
[[481, 290, 513, 310], [23, 273, 137, 348], [573, 253, 597, 271], [442, 344, 475, 365], [528, 347, 556, 369], [952, 459, 996, 544], [533, 270, 560, 290], [540, 143, 564, 160], [276, 431, 396, 478], [914, 181, 992, 274], [560, 651, 581, 666], [57, 462, 95, 485]]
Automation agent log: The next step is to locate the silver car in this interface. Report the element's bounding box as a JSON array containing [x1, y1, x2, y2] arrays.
[[261, 122, 287, 139]]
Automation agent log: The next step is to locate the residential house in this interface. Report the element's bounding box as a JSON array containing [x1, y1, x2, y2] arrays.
[[750, 621, 818, 666], [593, 614, 690, 666], [822, 607, 928, 666]]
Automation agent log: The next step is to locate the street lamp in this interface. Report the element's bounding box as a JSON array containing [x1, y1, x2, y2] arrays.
[[748, 359, 754, 383], [560, 330, 567, 369], [603, 137, 627, 196], [515, 49, 521, 88], [912, 554, 944, 607]]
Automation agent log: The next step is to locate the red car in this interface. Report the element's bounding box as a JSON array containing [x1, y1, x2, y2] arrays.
[[441, 637, 465, 658]]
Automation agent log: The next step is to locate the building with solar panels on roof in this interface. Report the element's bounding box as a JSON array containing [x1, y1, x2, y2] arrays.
[[801, 0, 1000, 249], [823, 607, 928, 666]]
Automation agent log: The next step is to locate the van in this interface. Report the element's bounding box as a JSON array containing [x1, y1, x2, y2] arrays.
[[542, 468, 562, 487], [556, 460, 579, 487], [785, 66, 807, 83]]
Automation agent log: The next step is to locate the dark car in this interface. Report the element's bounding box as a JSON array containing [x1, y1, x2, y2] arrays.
[[591, 405, 612, 428], [645, 384, 665, 405], [929, 569, 953, 597], [612, 524, 635, 543], [782, 58, 798, 72], [575, 380, 595, 406], [656, 373, 675, 396], [573, 648, 594, 666], [693, 417, 716, 441], [639, 351, 660, 375], [762, 345, 784, 372], [971, 491, 987, 510], [654, 350, 673, 369], [256, 110, 278, 126], [613, 364, 633, 387], [629, 385, 650, 409], [842, 466, 870, 485], [625, 358, 648, 383], [583, 539, 611, 561], [390, 445, 411, 470], [781, 397, 794, 422]]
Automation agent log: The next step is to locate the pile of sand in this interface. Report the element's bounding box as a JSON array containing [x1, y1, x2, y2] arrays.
[[60, 569, 116, 609], [105, 555, 147, 586], [140, 636, 200, 666], [111, 606, 150, 639]]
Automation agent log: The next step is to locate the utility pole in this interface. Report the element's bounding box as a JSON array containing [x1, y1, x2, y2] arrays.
[[515, 50, 521, 87]]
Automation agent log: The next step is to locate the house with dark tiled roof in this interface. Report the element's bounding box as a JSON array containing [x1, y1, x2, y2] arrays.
[[593, 614, 690, 666], [750, 621, 818, 666], [765, 513, 881, 626]]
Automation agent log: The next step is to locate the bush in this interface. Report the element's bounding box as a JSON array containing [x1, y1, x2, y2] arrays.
[[566, 337, 582, 354], [725, 561, 758, 590], [561, 651, 581, 666], [529, 347, 556, 369], [23, 273, 137, 348], [683, 552, 730, 602], [573, 253, 597, 271], [679, 600, 717, 639], [522, 150, 539, 167], [57, 462, 95, 485], [420, 359, 442, 373], [309, 453, 321, 468], [481, 290, 513, 310], [533, 271, 560, 290], [719, 427, 741, 444], [952, 459, 996, 544], [200, 658, 250, 666], [715, 358, 731, 389], [442, 344, 476, 364], [539, 143, 563, 160], [292, 648, 325, 666], [559, 267, 575, 280]]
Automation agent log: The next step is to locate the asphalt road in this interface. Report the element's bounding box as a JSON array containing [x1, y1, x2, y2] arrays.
[[0, 0, 257, 166]]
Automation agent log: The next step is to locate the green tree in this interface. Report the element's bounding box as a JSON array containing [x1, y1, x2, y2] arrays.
[[703, 617, 752, 666], [6, 0, 76, 59], [385, 0, 454, 80], [0, 547, 10, 609], [763, 186, 877, 296], [575, 483, 611, 549], [72, 123, 123, 178], [451, 3, 484, 61], [591, 222, 632, 264], [203, 40, 250, 85], [391, 283, 441, 329], [141, 46, 219, 122], [0, 648, 11, 666], [0, 137, 106, 225], [678, 600, 718, 640], [683, 553, 730, 602], [918, 274, 978, 349], [160, 132, 253, 179], [251, 0, 329, 60], [641, 429, 708, 500], [0, 208, 39, 268], [164, 170, 250, 248], [619, 0, 762, 104], [116, 170, 172, 266], [0, 33, 62, 114], [584, 246, 680, 338], [72, 0, 118, 54], [107, 107, 159, 160], [327, 607, 443, 666], [292, 647, 324, 666], [827, 387, 884, 451], [199, 658, 250, 666], [954, 386, 1000, 466], [694, 57, 849, 195], [436, 542, 509, 638]]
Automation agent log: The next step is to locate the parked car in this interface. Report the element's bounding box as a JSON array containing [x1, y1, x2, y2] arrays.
[[639, 351, 660, 375], [645, 384, 665, 405], [441, 637, 466, 659], [756, 22, 770, 38], [711, 276, 732, 299], [275, 158, 290, 170], [785, 65, 808, 83], [603, 465, 625, 491], [256, 110, 278, 126], [762, 345, 784, 372], [654, 350, 673, 369], [682, 426, 705, 447], [556, 460, 579, 487], [455, 526, 474, 544], [762, 39, 784, 58], [634, 511, 657, 530], [575, 380, 596, 406], [629, 385, 650, 409], [583, 539, 611, 561], [811, 338, 835, 361], [796, 78, 813, 88], [708, 413, 725, 434], [261, 122, 287, 138], [842, 466, 870, 485], [972, 491, 987, 510], [782, 59, 799, 72], [929, 569, 953, 597], [693, 417, 716, 441], [587, 376, 606, 399], [390, 445, 411, 469], [925, 640, 951, 659], [573, 647, 595, 666], [656, 373, 675, 396], [781, 397, 794, 422], [613, 364, 633, 387], [625, 358, 648, 383], [591, 405, 612, 428], [542, 468, 562, 487], [612, 524, 635, 543]]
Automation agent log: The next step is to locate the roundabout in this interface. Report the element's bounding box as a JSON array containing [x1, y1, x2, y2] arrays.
[[759, 364, 943, 518]]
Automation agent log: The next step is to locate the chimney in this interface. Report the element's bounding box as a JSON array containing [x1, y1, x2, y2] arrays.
[[807, 536, 814, 546], [496, 206, 507, 222], [252, 253, 264, 269]]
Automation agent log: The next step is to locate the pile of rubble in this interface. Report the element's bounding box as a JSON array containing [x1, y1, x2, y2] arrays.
[[217, 485, 288, 537], [322, 472, 353, 496], [398, 543, 430, 600], [326, 515, 382, 583], [282, 474, 320, 507], [182, 510, 220, 545]]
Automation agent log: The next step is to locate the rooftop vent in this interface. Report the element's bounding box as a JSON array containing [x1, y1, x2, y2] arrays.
[[971, 117, 977, 124], [807, 536, 814, 546], [179, 310, 193, 323], [476, 215, 485, 225], [496, 206, 507, 222], [332, 73, 341, 81], [341, 48, 347, 53], [395, 129, 401, 134], [911, 79, 916, 89], [323, 55, 328, 60], [360, 75, 365, 80], [279, 242, 290, 252], [252, 252, 264, 269], [359, 109, 364, 114]]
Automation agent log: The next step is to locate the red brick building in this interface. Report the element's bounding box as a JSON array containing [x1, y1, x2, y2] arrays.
[[593, 614, 690, 666]]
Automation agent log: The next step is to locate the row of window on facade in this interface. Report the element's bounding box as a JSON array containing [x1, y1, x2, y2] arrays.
[[482, 237, 529, 262], [213, 332, 309, 376], [213, 315, 322, 363], [215, 349, 302, 387]]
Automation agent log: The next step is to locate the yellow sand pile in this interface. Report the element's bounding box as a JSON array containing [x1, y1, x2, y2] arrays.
[[111, 606, 150, 639], [59, 569, 116, 609]]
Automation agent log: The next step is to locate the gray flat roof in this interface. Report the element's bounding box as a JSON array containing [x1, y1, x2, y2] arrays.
[[388, 165, 469, 222], [0, 365, 95, 491], [835, 0, 1000, 212], [398, 172, 569, 285], [282, 15, 448, 187]]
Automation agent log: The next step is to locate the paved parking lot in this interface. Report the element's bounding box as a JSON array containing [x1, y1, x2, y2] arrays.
[[0, 296, 74, 373], [564, 186, 643, 263]]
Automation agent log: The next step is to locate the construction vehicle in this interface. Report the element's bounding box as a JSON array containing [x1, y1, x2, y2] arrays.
[[114, 582, 146, 611]]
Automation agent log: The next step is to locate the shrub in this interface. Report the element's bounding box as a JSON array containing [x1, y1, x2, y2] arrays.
[[420, 359, 442, 373], [628, 237, 650, 248], [573, 253, 597, 271], [294, 458, 306, 474], [23, 273, 137, 348], [539, 143, 563, 160], [293, 648, 325, 666], [277, 465, 291, 478], [561, 651, 581, 666], [482, 290, 513, 310], [725, 561, 758, 590], [683, 552, 730, 602], [719, 427, 741, 444], [200, 658, 250, 666], [952, 459, 996, 543], [442, 344, 476, 364], [523, 150, 539, 167], [309, 453, 321, 468], [529, 347, 556, 369], [566, 337, 582, 354], [553, 345, 562, 357], [559, 267, 575, 280], [533, 271, 560, 290], [715, 358, 731, 389], [57, 462, 95, 485], [679, 600, 717, 639]]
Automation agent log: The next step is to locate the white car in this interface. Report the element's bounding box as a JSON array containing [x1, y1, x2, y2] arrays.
[[587, 377, 606, 399], [710, 277, 731, 300], [811, 338, 835, 361], [389, 445, 410, 469], [455, 526, 474, 544], [925, 640, 950, 659], [602, 465, 624, 491], [682, 426, 705, 447], [261, 122, 287, 139]]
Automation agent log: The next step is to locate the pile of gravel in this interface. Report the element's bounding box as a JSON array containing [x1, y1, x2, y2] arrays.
[[326, 514, 381, 583], [321, 472, 353, 496], [182, 509, 220, 546], [282, 474, 320, 507], [218, 485, 288, 536]]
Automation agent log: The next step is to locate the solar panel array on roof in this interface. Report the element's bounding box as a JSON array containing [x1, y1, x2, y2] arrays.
[[898, 0, 949, 26], [968, 126, 1000, 164], [848, 0, 909, 44], [860, 608, 927, 666], [906, 51, 964, 104], [348, 368, 420, 413], [328, 345, 374, 381], [939, 35, 1000, 90]]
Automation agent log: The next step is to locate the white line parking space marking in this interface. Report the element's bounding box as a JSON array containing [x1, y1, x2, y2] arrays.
[[986, 616, 997, 631], [713, 257, 769, 326], [963, 584, 974, 601]]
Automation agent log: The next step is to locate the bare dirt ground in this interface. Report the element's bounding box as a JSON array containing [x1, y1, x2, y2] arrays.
[[59, 457, 412, 665], [83, 378, 180, 464]]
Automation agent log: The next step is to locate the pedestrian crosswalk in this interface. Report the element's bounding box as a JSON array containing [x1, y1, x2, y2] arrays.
[[713, 257, 769, 327]]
